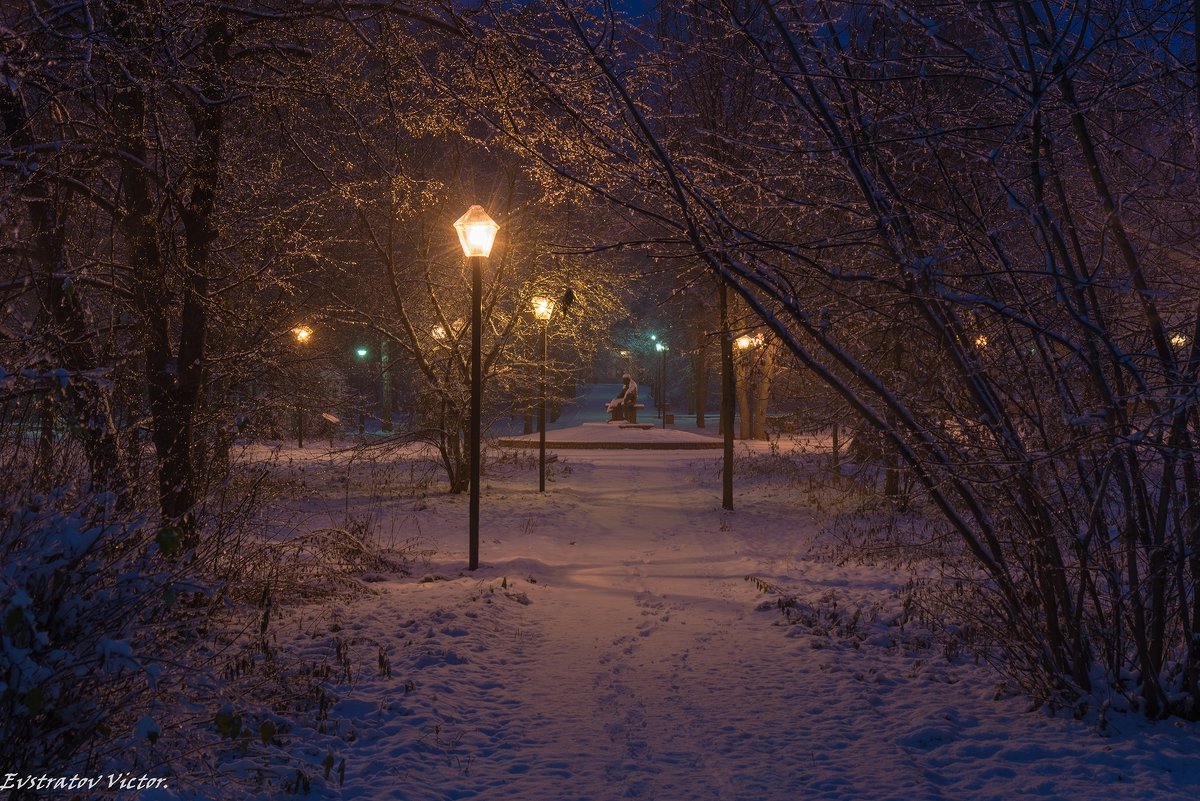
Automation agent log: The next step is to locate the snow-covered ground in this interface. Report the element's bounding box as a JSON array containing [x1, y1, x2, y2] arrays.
[[198, 425, 1200, 801]]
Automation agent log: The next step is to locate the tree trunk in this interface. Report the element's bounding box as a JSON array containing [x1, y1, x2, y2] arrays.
[[1, 69, 127, 499], [111, 2, 230, 551], [751, 340, 775, 440], [831, 421, 840, 472], [380, 338, 393, 432], [735, 354, 751, 440], [720, 282, 734, 510]]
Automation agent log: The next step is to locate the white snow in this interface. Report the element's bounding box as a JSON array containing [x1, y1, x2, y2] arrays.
[[215, 427, 1200, 801]]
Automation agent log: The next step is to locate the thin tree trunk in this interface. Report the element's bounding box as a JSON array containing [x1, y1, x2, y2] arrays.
[[735, 355, 751, 440], [380, 338, 393, 432], [720, 282, 734, 510], [751, 340, 774, 440]]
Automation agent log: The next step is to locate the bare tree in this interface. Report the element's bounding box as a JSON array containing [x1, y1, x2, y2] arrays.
[[438, 0, 1200, 717]]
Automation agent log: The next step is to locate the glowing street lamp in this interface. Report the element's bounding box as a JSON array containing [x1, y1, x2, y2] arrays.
[[431, 319, 463, 343], [454, 204, 499, 258], [735, 334, 764, 351], [532, 296, 556, 322], [655, 340, 669, 428], [292, 326, 313, 447], [734, 333, 763, 440], [531, 295, 556, 493], [353, 345, 370, 434], [455, 205, 499, 571]]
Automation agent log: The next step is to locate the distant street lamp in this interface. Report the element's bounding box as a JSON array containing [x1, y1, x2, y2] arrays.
[[735, 333, 763, 440], [431, 319, 463, 344], [354, 345, 369, 434], [655, 340, 669, 428], [454, 204, 499, 571], [531, 295, 556, 493], [292, 325, 313, 447]]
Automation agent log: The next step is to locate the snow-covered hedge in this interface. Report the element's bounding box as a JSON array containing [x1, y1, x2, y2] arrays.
[[0, 486, 165, 776]]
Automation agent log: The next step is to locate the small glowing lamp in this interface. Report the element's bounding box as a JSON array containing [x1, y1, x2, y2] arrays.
[[355, 346, 369, 359], [292, 325, 313, 344], [453, 205, 499, 258], [531, 296, 556, 321]]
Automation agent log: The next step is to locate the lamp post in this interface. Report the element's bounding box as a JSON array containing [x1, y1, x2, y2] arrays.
[[380, 338, 392, 433], [354, 345, 369, 434], [718, 283, 734, 510], [735, 334, 762, 440], [649, 334, 660, 414], [292, 325, 313, 447], [454, 204, 499, 571], [655, 340, 668, 428], [531, 296, 556, 492]]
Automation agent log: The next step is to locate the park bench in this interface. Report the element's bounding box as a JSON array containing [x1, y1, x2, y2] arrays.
[[606, 401, 646, 424]]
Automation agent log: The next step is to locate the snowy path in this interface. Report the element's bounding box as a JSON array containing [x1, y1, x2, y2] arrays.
[[290, 449, 1200, 801], [494, 455, 808, 800]]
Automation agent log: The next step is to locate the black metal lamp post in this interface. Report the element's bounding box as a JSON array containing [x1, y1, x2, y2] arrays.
[[354, 345, 369, 434], [292, 325, 312, 447], [656, 340, 668, 428], [531, 296, 557, 492], [454, 205, 499, 571]]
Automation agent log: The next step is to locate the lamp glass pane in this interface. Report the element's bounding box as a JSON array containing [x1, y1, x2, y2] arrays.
[[454, 205, 499, 257], [532, 296, 555, 320]]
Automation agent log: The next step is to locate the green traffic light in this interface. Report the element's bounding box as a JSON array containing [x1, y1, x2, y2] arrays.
[[356, 347, 369, 358]]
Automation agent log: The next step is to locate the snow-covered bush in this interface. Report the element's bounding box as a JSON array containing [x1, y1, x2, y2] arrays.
[[0, 485, 165, 776]]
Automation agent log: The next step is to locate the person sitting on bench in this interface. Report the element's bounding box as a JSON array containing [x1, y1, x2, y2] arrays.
[[606, 374, 639, 422]]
